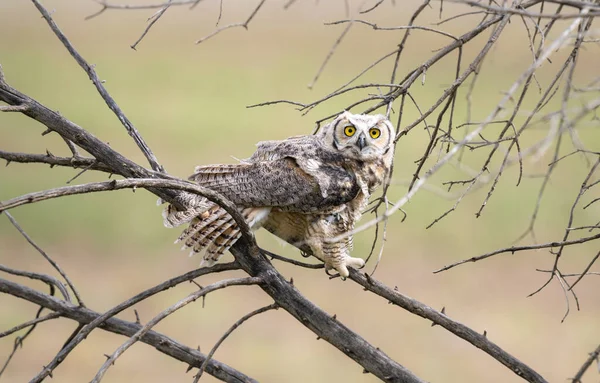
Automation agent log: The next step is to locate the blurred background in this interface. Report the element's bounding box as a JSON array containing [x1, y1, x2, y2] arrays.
[[1, 0, 599, 382]]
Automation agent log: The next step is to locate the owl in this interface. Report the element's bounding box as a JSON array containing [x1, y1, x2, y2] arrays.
[[162, 111, 395, 277]]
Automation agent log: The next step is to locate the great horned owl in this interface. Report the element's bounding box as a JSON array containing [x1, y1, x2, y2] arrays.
[[162, 111, 395, 277]]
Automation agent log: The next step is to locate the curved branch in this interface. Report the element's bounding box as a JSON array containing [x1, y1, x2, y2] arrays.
[[194, 303, 279, 381], [0, 264, 70, 303], [30, 262, 240, 382], [91, 277, 263, 383], [0, 178, 255, 248], [0, 277, 256, 383], [4, 211, 85, 306]]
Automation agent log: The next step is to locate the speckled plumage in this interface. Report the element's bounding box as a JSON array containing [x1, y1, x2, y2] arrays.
[[162, 111, 395, 277]]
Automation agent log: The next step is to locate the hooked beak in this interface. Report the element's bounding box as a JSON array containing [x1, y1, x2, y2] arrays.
[[356, 133, 367, 150]]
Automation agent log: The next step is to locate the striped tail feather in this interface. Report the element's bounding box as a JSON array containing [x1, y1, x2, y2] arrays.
[[190, 217, 234, 253], [174, 205, 271, 267], [177, 206, 227, 245], [202, 225, 241, 266], [202, 206, 270, 265], [160, 191, 213, 229], [162, 200, 211, 228]]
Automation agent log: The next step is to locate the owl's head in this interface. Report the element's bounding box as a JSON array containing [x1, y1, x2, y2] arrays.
[[319, 111, 395, 161]]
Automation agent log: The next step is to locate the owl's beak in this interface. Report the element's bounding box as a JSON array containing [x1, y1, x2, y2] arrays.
[[356, 133, 367, 150]]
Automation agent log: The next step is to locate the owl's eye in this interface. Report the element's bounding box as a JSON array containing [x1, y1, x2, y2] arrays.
[[369, 128, 381, 139], [344, 126, 356, 137]]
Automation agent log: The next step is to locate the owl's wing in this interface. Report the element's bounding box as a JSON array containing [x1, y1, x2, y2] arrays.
[[189, 155, 359, 213]]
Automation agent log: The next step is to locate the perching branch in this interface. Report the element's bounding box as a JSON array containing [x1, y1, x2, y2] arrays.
[[348, 270, 548, 383]]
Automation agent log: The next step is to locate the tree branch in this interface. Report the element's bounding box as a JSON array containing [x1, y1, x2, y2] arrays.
[[91, 277, 263, 383], [194, 303, 279, 381], [31, 0, 164, 172], [0, 150, 112, 173], [29, 262, 240, 382], [572, 343, 600, 383], [0, 277, 256, 383], [348, 270, 548, 383]]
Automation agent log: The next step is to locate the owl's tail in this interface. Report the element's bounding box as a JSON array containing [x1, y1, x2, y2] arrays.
[[164, 200, 269, 266]]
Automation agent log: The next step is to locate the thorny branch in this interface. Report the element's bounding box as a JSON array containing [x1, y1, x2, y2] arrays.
[[91, 277, 263, 383], [0, 277, 257, 383], [572, 344, 600, 383]]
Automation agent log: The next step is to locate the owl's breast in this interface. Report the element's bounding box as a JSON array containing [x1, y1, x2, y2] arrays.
[[364, 160, 388, 192]]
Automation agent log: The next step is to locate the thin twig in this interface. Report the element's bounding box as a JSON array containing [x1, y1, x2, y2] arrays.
[[434, 233, 600, 273], [31, 0, 164, 172], [130, 0, 172, 50], [4, 212, 85, 306], [91, 277, 262, 383], [29, 262, 240, 382], [0, 276, 256, 383], [193, 303, 278, 381], [0, 312, 61, 338], [260, 249, 324, 269], [0, 150, 112, 172], [195, 0, 266, 44], [0, 263, 69, 303]]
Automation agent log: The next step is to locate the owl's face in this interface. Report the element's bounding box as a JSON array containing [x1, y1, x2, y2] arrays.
[[319, 111, 395, 161]]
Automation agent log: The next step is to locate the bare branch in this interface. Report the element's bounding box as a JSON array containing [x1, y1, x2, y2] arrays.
[[0, 312, 61, 338], [348, 270, 548, 383], [308, 21, 354, 89], [31, 0, 164, 172], [4, 211, 85, 306], [0, 277, 256, 383], [130, 0, 173, 50], [195, 0, 266, 44], [30, 262, 240, 382], [0, 178, 256, 248], [194, 303, 279, 381], [434, 234, 600, 273], [572, 344, 600, 383], [0, 264, 70, 303], [454, 0, 600, 18], [91, 277, 263, 383]]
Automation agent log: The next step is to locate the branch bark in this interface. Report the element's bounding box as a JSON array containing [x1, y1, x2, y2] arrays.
[[348, 270, 548, 383]]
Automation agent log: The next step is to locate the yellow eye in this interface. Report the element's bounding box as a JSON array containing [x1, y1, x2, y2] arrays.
[[369, 128, 381, 139], [344, 126, 356, 137]]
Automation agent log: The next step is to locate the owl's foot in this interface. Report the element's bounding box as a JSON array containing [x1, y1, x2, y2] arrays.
[[325, 256, 365, 279]]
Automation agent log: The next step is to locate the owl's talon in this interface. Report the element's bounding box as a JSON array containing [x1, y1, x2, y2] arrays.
[[326, 256, 365, 278], [300, 250, 311, 258]]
